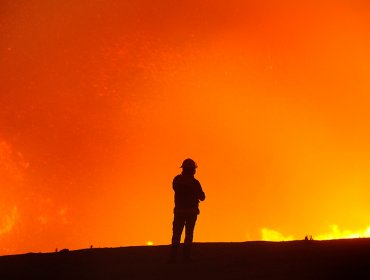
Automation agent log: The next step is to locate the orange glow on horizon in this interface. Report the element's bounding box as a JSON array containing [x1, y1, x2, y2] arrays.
[[1, 1, 370, 255]]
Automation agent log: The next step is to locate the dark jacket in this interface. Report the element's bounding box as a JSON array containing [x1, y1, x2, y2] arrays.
[[173, 174, 205, 214]]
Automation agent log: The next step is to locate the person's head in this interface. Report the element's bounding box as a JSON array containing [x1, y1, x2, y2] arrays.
[[180, 158, 197, 176]]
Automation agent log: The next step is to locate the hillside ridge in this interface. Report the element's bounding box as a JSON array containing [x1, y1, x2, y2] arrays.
[[1, 239, 370, 279]]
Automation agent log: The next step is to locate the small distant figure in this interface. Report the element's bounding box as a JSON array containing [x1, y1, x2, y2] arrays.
[[304, 235, 314, 241], [90, 245, 93, 249], [170, 158, 206, 262]]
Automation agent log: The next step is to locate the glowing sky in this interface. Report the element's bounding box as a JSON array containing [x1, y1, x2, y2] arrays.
[[1, 0, 370, 255]]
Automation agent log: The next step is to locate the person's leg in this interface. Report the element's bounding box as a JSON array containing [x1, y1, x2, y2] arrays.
[[183, 214, 198, 260], [170, 213, 185, 262], [172, 213, 186, 244]]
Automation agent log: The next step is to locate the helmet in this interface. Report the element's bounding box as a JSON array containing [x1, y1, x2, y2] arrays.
[[180, 158, 197, 169]]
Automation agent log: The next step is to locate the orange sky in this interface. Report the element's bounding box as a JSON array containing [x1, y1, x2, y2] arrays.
[[1, 0, 370, 255]]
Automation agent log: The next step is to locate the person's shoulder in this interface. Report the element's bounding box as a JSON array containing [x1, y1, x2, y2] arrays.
[[193, 177, 201, 185], [173, 174, 182, 182]]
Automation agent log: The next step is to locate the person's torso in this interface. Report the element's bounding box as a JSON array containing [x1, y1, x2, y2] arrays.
[[173, 175, 200, 211]]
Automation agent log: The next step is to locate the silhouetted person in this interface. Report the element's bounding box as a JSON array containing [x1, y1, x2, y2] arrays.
[[170, 158, 206, 262]]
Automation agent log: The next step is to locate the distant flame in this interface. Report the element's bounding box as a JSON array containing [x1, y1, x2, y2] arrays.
[[260, 225, 370, 241], [261, 228, 294, 241], [0, 206, 18, 236], [315, 225, 370, 240]]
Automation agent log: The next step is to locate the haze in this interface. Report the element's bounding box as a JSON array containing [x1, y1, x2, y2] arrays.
[[1, 0, 370, 255]]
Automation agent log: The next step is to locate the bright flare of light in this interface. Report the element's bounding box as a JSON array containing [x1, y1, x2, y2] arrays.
[[146, 241, 154, 246]]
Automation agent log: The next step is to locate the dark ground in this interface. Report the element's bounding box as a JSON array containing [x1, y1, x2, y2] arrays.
[[1, 239, 370, 280]]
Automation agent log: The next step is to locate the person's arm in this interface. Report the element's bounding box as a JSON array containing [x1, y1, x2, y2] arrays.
[[198, 182, 205, 201], [173, 175, 181, 191]]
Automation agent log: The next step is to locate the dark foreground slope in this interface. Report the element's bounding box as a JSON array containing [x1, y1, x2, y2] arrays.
[[1, 239, 370, 280]]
